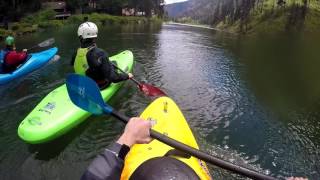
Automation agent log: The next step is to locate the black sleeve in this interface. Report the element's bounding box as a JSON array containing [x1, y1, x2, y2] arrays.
[[87, 48, 129, 83], [81, 143, 127, 180], [70, 50, 77, 66], [107, 57, 129, 83]]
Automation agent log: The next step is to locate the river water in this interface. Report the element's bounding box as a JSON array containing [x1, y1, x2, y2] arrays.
[[0, 23, 319, 179]]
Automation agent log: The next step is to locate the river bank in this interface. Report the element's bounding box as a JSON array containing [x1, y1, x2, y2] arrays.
[[0, 10, 162, 40], [165, 22, 217, 30], [215, 7, 320, 35], [172, 3, 320, 36], [165, 22, 238, 35]]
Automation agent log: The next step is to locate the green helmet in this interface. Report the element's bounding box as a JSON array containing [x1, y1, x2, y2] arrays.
[[5, 36, 15, 46]]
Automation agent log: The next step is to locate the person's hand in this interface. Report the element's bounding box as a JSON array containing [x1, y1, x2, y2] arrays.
[[22, 49, 27, 52], [128, 73, 133, 79], [117, 117, 152, 147]]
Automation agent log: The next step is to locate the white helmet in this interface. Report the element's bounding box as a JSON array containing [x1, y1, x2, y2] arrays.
[[77, 22, 98, 39]]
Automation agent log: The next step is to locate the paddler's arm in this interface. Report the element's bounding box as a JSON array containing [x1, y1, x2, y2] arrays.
[[81, 143, 127, 180], [70, 51, 76, 66], [106, 57, 133, 83], [81, 118, 152, 180]]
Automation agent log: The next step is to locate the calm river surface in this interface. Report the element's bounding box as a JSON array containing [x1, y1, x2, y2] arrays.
[[0, 23, 319, 179]]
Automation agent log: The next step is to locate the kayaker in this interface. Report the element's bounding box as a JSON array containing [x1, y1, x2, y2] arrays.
[[71, 22, 133, 89], [81, 117, 202, 180], [1, 36, 28, 73]]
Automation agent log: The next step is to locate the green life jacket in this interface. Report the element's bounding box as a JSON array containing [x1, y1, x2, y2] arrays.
[[74, 48, 90, 75]]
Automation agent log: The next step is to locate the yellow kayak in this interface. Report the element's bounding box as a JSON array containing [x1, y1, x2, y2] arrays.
[[121, 97, 212, 180]]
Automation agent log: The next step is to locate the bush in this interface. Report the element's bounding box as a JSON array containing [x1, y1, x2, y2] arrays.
[[7, 12, 163, 38], [176, 17, 198, 24], [16, 24, 38, 35], [11, 22, 33, 31], [66, 13, 162, 26], [0, 29, 14, 39], [38, 20, 63, 28], [21, 9, 56, 24], [66, 15, 84, 24], [38, 9, 56, 21]]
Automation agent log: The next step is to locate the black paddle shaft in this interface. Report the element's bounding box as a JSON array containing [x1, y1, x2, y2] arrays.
[[28, 38, 55, 52], [111, 62, 141, 86], [110, 110, 276, 180]]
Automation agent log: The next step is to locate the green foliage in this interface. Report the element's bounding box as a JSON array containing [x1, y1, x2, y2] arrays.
[[21, 9, 56, 24], [1, 9, 57, 36], [176, 17, 199, 24], [179, 0, 320, 35], [64, 0, 164, 17], [0, 0, 164, 38], [38, 20, 64, 28], [66, 13, 158, 26], [38, 9, 57, 21], [66, 15, 85, 24], [12, 23, 38, 35], [0, 29, 14, 39], [304, 9, 320, 33], [0, 0, 41, 21], [0, 3, 163, 37], [11, 22, 33, 31]]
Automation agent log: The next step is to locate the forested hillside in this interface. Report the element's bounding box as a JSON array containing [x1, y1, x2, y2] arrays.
[[170, 0, 320, 33], [164, 1, 191, 18]]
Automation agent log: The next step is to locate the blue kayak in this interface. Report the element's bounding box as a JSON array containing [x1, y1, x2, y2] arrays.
[[0, 47, 58, 84]]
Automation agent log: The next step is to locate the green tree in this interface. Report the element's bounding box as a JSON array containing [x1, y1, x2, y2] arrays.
[[0, 0, 41, 21]]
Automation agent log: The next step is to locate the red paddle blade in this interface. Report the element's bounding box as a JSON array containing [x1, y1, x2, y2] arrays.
[[139, 83, 167, 97]]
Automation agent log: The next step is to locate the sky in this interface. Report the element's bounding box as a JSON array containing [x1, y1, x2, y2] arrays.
[[165, 0, 188, 4]]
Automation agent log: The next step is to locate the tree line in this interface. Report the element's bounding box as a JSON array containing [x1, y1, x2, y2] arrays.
[[0, 0, 164, 22], [180, 0, 319, 32], [66, 0, 164, 17], [0, 0, 41, 21]]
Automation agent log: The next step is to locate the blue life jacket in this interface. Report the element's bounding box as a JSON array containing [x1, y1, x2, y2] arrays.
[[0, 49, 9, 64], [0, 49, 9, 73]]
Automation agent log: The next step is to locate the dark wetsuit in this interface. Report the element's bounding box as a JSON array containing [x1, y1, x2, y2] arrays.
[[71, 43, 129, 89], [81, 142, 127, 180], [81, 143, 201, 180]]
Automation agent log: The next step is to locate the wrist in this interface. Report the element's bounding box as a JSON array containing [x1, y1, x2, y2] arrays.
[[107, 142, 130, 160], [117, 133, 135, 147]]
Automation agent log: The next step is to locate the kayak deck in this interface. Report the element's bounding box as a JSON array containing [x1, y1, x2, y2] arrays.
[[121, 97, 212, 180], [18, 50, 134, 144]]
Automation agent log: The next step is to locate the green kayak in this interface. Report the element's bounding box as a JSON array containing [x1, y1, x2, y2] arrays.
[[18, 50, 134, 144]]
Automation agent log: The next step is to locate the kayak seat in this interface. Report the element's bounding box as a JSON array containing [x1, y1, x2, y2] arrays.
[[165, 149, 191, 159], [130, 156, 200, 180]]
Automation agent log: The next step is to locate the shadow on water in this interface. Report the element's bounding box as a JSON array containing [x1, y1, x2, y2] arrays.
[[222, 32, 320, 179], [27, 120, 92, 161], [230, 33, 320, 113]]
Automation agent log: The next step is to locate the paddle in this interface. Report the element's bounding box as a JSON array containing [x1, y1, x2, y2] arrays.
[[65, 74, 276, 180], [27, 38, 55, 51], [111, 63, 167, 97]]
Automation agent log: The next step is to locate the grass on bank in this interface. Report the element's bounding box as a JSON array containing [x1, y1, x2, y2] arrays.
[[0, 9, 162, 39], [174, 0, 320, 35], [226, 8, 320, 35], [223, 1, 320, 35]]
